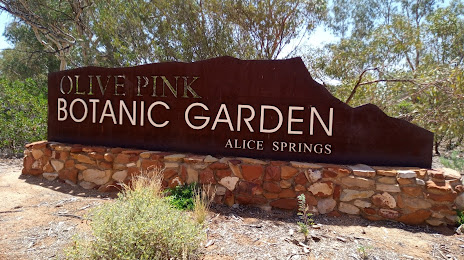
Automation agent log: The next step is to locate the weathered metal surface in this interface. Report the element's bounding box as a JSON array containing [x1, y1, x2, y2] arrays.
[[48, 56, 433, 168]]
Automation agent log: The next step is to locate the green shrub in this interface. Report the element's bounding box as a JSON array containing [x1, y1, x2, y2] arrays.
[[66, 172, 204, 259], [440, 150, 464, 172], [457, 210, 464, 226], [165, 183, 197, 210], [0, 77, 47, 156]]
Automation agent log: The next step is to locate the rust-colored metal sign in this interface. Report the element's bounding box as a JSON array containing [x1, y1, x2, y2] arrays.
[[48, 57, 433, 168]]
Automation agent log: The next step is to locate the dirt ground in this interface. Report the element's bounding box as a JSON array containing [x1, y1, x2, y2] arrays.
[[1, 158, 464, 260]]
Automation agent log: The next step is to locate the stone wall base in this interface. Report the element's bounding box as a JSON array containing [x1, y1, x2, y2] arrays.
[[23, 141, 464, 226]]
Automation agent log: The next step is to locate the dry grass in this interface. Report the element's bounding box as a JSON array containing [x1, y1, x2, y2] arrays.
[[193, 184, 215, 225]]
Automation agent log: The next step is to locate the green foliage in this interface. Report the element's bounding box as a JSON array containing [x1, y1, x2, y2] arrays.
[[457, 210, 464, 225], [0, 77, 47, 156], [297, 194, 314, 242], [440, 150, 464, 172], [357, 244, 372, 260], [165, 183, 197, 210], [66, 176, 204, 259]]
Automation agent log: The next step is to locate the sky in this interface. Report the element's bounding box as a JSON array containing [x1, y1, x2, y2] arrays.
[[0, 11, 12, 50]]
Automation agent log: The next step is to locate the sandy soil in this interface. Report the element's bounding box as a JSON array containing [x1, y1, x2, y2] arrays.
[[1, 158, 463, 260]]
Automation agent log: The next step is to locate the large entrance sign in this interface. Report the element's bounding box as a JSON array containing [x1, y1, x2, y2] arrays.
[[48, 57, 433, 168]]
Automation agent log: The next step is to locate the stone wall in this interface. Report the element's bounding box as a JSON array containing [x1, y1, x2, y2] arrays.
[[23, 141, 464, 226]]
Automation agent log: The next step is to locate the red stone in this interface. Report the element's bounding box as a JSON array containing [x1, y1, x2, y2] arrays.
[[362, 208, 377, 215], [141, 160, 163, 170], [427, 169, 445, 180], [378, 209, 399, 219], [114, 153, 131, 164], [294, 172, 308, 185], [264, 192, 279, 199], [89, 152, 104, 160], [216, 169, 232, 179], [252, 185, 264, 195], [224, 190, 235, 206], [270, 199, 298, 210], [333, 185, 341, 200], [397, 210, 431, 225], [180, 166, 187, 182], [58, 169, 78, 183], [401, 186, 423, 197], [242, 165, 263, 182], [82, 146, 107, 153], [303, 192, 318, 206], [121, 149, 146, 155], [270, 161, 287, 166], [209, 162, 229, 170], [98, 161, 112, 170], [183, 156, 205, 164], [23, 156, 34, 172], [70, 146, 83, 153], [25, 140, 47, 149], [263, 182, 281, 193], [236, 181, 258, 195], [235, 195, 253, 205], [326, 166, 351, 177], [426, 180, 453, 194], [199, 169, 216, 184], [279, 189, 296, 198], [60, 151, 70, 161], [127, 167, 139, 177], [43, 162, 54, 173], [456, 185, 464, 192], [264, 166, 281, 181], [64, 160, 75, 169], [426, 192, 457, 202], [251, 196, 267, 205], [397, 178, 415, 185], [322, 170, 337, 178], [163, 168, 178, 181], [110, 147, 123, 154], [228, 159, 242, 165], [43, 148, 52, 157], [98, 181, 122, 192]]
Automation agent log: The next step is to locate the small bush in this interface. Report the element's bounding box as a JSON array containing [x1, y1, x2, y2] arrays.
[[165, 183, 196, 210], [457, 210, 464, 226], [297, 194, 314, 243], [66, 170, 204, 259]]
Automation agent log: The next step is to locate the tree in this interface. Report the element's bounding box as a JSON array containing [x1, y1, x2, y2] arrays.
[[307, 0, 464, 153]]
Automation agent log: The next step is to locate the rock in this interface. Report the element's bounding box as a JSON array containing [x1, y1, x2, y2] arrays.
[[416, 178, 425, 186], [169, 177, 183, 188], [378, 209, 399, 219], [340, 190, 375, 201], [376, 184, 400, 193], [264, 192, 279, 199], [238, 157, 266, 165], [456, 193, 464, 210], [242, 165, 263, 181], [199, 169, 216, 184], [333, 185, 341, 200], [317, 198, 336, 214], [400, 186, 423, 197], [402, 197, 431, 209], [397, 170, 416, 179], [308, 182, 333, 197], [425, 219, 444, 226], [219, 176, 239, 191], [349, 164, 375, 178], [325, 165, 351, 177], [397, 178, 415, 185], [426, 192, 457, 202], [216, 186, 226, 196], [73, 154, 95, 164], [307, 169, 321, 182], [295, 184, 306, 192], [264, 166, 281, 181], [294, 172, 308, 185], [82, 169, 112, 185], [64, 160, 75, 169], [339, 202, 360, 215], [43, 172, 58, 181], [79, 181, 97, 190], [263, 182, 281, 193], [50, 159, 64, 172], [279, 189, 296, 198], [270, 198, 298, 210], [186, 167, 199, 184], [354, 200, 371, 208], [58, 169, 78, 183], [204, 155, 219, 163], [164, 162, 179, 168], [290, 161, 322, 168], [31, 149, 44, 160], [281, 166, 298, 179], [113, 153, 131, 164], [397, 210, 431, 225], [42, 162, 54, 173], [426, 180, 453, 194], [280, 180, 292, 188], [442, 168, 461, 180], [371, 192, 396, 208], [164, 154, 186, 162], [377, 177, 397, 184], [373, 167, 397, 176], [341, 176, 375, 189], [228, 162, 243, 178], [112, 170, 128, 182]]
